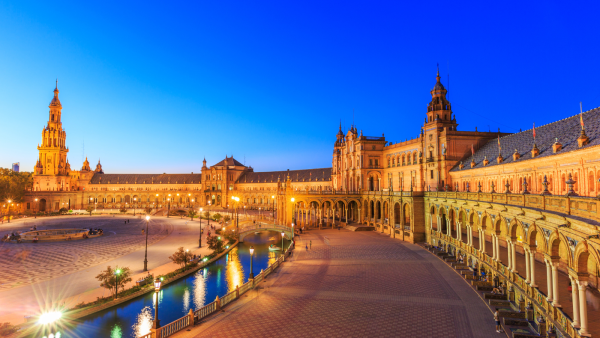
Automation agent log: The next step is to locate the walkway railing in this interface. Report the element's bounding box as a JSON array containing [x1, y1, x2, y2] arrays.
[[141, 242, 294, 338], [238, 223, 291, 235]]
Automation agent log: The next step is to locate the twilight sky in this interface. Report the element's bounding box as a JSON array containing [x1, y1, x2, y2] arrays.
[[1, 1, 599, 173]]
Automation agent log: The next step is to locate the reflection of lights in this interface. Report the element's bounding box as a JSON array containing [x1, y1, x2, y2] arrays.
[[132, 307, 153, 338], [38, 311, 62, 324], [110, 324, 123, 338], [193, 270, 207, 309], [225, 249, 244, 293], [183, 288, 190, 312]]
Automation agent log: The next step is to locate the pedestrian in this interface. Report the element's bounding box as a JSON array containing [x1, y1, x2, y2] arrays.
[[306, 244, 308, 251], [124, 220, 126, 224], [494, 309, 503, 333], [310, 240, 312, 249]]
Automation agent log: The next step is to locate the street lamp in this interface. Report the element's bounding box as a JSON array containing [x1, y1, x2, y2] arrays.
[[153, 278, 162, 329], [144, 215, 150, 271], [231, 196, 240, 233], [114, 269, 121, 299], [249, 246, 254, 279], [271, 195, 275, 220], [167, 194, 171, 218], [199, 207, 203, 248], [185, 249, 190, 270], [34, 198, 38, 218], [291, 197, 296, 226], [7, 200, 11, 223], [281, 232, 285, 251], [133, 197, 137, 216]]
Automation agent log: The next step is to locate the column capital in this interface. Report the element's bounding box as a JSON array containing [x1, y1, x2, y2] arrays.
[[577, 280, 588, 289]]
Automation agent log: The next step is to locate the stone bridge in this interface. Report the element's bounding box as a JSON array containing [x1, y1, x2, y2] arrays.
[[238, 223, 293, 242]]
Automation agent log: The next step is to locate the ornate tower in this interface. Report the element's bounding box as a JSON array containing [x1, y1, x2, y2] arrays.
[[33, 82, 71, 191], [36, 81, 69, 176], [422, 67, 456, 191]]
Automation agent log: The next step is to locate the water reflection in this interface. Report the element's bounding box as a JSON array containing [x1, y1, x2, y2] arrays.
[[225, 250, 244, 292], [110, 323, 123, 338], [193, 269, 207, 309], [132, 307, 153, 338], [183, 288, 190, 312]]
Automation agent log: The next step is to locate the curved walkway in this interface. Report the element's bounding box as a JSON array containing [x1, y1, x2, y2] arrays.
[[174, 230, 499, 338]]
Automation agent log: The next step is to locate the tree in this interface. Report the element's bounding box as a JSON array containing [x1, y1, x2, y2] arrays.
[[96, 266, 132, 298], [85, 205, 94, 216], [188, 210, 197, 221], [169, 247, 188, 269], [203, 211, 210, 219], [0, 168, 33, 204], [223, 215, 231, 223], [207, 235, 224, 253], [145, 206, 153, 214], [119, 207, 127, 214], [58, 207, 68, 215], [213, 213, 222, 222]]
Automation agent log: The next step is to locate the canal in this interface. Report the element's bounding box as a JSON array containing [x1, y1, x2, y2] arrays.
[[41, 231, 290, 338]]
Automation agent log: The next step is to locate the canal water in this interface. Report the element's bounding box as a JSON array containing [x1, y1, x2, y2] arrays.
[[40, 231, 290, 338]]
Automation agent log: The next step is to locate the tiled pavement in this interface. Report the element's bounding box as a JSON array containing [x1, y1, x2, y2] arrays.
[[0, 216, 170, 290], [174, 230, 499, 338]]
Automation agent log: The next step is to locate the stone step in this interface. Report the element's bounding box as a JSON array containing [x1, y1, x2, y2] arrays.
[[484, 293, 508, 300]]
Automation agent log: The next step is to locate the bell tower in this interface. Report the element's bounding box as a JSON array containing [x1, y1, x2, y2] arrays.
[[422, 67, 456, 191], [34, 81, 70, 190]]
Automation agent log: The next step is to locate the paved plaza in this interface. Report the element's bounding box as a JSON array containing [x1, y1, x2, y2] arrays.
[[175, 230, 498, 338], [0, 215, 215, 325]]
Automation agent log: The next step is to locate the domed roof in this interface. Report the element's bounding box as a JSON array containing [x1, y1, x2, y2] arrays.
[[50, 81, 62, 107], [433, 81, 445, 91]]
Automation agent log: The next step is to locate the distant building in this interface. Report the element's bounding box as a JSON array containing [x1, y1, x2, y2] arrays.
[[12, 162, 19, 172]]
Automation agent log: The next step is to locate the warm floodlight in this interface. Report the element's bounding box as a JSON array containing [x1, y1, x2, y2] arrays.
[[146, 215, 150, 221], [38, 311, 62, 325]]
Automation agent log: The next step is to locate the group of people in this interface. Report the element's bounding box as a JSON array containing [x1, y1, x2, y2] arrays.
[[1, 233, 21, 243], [88, 228, 103, 236]]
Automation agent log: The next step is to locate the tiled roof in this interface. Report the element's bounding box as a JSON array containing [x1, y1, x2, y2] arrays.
[[451, 107, 600, 172], [236, 168, 332, 183], [90, 173, 203, 184], [212, 156, 245, 167]]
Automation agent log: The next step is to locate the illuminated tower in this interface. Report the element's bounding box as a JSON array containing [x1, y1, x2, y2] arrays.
[[33, 81, 70, 190]]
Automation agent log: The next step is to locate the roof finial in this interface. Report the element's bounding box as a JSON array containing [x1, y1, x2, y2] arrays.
[[55, 79, 58, 89], [436, 63, 440, 83]]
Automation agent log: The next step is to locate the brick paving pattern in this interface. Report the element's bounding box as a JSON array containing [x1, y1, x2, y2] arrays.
[[174, 230, 499, 338], [0, 216, 169, 290]]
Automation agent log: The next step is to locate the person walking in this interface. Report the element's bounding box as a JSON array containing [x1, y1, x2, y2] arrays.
[[494, 309, 503, 333], [310, 240, 312, 250], [306, 244, 308, 251]]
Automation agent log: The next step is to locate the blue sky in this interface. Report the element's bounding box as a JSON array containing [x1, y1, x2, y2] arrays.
[[1, 1, 599, 173]]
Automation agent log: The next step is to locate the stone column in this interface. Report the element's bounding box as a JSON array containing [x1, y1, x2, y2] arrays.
[[457, 221, 462, 241], [491, 235, 497, 260], [345, 208, 348, 226], [331, 208, 335, 227], [507, 241, 512, 269], [468, 226, 473, 246], [530, 251, 537, 287], [545, 259, 554, 302], [511, 241, 517, 273], [437, 216, 441, 233], [358, 208, 361, 224], [446, 218, 451, 236], [495, 236, 500, 261], [578, 281, 589, 335], [480, 230, 485, 253], [525, 249, 530, 283], [551, 262, 561, 307], [569, 276, 580, 328]]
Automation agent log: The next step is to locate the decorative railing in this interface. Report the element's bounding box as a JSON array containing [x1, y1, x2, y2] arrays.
[[142, 244, 294, 338], [425, 192, 600, 223]]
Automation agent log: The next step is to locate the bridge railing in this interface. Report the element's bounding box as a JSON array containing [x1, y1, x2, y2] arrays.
[[142, 241, 294, 338]]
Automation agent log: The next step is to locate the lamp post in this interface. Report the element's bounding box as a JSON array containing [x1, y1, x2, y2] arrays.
[[271, 195, 275, 221], [231, 196, 240, 233], [34, 198, 38, 218], [167, 194, 171, 218], [199, 208, 203, 248], [259, 207, 261, 221], [114, 269, 121, 299], [133, 197, 137, 216], [291, 197, 296, 227], [249, 246, 254, 279], [207, 201, 211, 230], [185, 249, 189, 270], [281, 232, 285, 251], [153, 278, 162, 329], [144, 215, 150, 271], [7, 200, 11, 223]]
